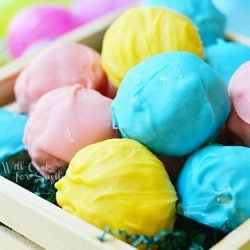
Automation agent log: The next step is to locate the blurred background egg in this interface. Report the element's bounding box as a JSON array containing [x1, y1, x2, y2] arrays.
[[0, 0, 69, 39], [7, 4, 81, 58]]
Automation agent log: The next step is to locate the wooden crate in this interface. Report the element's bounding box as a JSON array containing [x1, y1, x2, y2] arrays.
[[1, 5, 250, 250]]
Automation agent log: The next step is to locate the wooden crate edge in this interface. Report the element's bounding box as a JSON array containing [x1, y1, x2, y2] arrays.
[[0, 177, 135, 250], [0, 226, 44, 250], [211, 219, 250, 250]]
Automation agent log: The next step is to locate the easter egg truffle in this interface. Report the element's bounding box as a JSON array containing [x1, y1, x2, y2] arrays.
[[102, 7, 204, 87], [15, 42, 109, 113], [177, 145, 250, 231], [0, 109, 28, 160], [143, 0, 225, 46], [0, 0, 69, 38], [7, 5, 80, 58], [55, 138, 177, 236], [24, 85, 118, 176], [112, 52, 231, 157], [227, 61, 250, 146], [205, 40, 250, 84]]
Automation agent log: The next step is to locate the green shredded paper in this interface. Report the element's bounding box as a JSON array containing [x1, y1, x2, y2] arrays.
[[98, 214, 226, 250], [0, 151, 65, 204]]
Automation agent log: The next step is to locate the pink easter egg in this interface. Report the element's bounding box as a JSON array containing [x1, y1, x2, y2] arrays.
[[24, 84, 119, 177], [227, 61, 250, 146], [7, 5, 81, 57]]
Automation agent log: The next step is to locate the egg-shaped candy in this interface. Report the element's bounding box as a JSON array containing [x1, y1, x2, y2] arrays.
[[7, 5, 80, 58], [15, 42, 109, 113], [0, 0, 69, 38], [56, 138, 177, 236], [112, 52, 230, 157], [102, 7, 204, 87], [227, 61, 250, 146], [24, 85, 118, 177], [143, 0, 225, 46], [205, 40, 250, 85], [177, 145, 250, 232]]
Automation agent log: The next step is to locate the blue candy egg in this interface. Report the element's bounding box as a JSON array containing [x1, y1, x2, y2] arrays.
[[0, 109, 28, 160], [205, 40, 250, 84], [111, 52, 230, 157], [177, 145, 250, 232], [143, 0, 225, 46]]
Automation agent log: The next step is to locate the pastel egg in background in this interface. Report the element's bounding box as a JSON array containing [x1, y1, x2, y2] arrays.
[[0, 0, 70, 38], [205, 40, 250, 85], [7, 4, 81, 58]]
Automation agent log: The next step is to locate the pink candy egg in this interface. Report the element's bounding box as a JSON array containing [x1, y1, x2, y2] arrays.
[[14, 42, 109, 113], [7, 5, 81, 57], [24, 84, 119, 177], [227, 61, 250, 146], [228, 61, 250, 124]]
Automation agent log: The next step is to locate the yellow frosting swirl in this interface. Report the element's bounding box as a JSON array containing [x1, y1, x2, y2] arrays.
[[55, 138, 177, 236], [102, 7, 204, 87]]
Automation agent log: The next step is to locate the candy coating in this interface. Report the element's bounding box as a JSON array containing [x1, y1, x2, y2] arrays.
[[143, 0, 225, 46], [56, 138, 177, 236], [24, 85, 117, 176], [102, 7, 204, 87], [177, 145, 250, 232], [15, 42, 108, 113], [112, 52, 230, 156]]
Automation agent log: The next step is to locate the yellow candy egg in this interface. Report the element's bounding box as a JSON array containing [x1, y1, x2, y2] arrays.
[[55, 138, 177, 236], [102, 7, 204, 87]]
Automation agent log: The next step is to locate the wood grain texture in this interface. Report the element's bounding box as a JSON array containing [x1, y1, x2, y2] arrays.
[[0, 177, 135, 250]]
